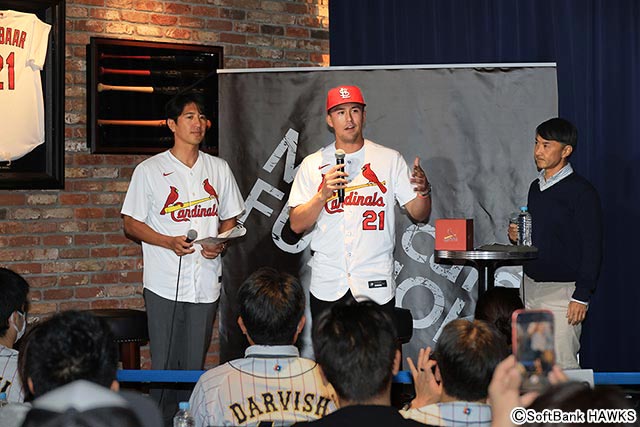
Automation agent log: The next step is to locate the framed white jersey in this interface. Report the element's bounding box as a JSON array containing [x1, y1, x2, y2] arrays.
[[0, 10, 50, 162]]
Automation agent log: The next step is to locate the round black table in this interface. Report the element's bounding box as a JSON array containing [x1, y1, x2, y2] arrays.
[[435, 244, 538, 294]]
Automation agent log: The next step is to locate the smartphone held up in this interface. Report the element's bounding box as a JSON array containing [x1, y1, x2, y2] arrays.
[[511, 309, 555, 393]]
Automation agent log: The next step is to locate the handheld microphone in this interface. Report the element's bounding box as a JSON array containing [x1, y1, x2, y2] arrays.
[[185, 229, 198, 243], [335, 149, 346, 204]]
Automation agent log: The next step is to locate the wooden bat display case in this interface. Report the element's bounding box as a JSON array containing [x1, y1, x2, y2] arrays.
[[88, 37, 222, 154]]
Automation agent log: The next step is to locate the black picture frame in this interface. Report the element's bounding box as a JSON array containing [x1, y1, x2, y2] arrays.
[[0, 0, 65, 189], [87, 37, 223, 155]]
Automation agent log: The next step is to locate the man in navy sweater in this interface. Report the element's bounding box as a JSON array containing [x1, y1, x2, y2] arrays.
[[508, 117, 602, 369]]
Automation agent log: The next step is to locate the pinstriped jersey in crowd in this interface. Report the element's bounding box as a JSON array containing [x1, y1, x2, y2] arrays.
[[189, 345, 335, 427]]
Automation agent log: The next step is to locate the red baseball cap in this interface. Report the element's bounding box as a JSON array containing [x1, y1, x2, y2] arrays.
[[326, 85, 366, 112]]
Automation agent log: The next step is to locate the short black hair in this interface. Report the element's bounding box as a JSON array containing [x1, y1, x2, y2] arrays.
[[312, 300, 398, 403], [435, 319, 507, 401], [536, 117, 578, 148], [165, 92, 207, 123], [0, 267, 29, 337], [238, 267, 305, 345], [474, 287, 524, 350], [22, 311, 118, 397]]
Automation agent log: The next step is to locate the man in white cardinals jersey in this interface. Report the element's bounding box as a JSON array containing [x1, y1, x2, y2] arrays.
[[0, 10, 50, 162], [189, 267, 335, 427], [121, 93, 245, 424], [0, 268, 29, 403], [288, 85, 432, 321]]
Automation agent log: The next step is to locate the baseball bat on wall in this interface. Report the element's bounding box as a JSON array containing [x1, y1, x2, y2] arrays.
[[98, 119, 167, 127], [97, 119, 212, 128], [107, 136, 175, 144], [99, 67, 207, 78], [100, 53, 214, 64], [97, 83, 205, 95]]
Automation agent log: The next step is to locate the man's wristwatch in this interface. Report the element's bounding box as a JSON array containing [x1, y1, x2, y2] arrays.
[[417, 182, 432, 199]]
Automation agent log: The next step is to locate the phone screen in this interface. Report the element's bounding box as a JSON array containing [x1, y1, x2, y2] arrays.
[[512, 309, 555, 392]]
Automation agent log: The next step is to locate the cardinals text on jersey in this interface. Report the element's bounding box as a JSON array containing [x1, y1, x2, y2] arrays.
[[158, 178, 220, 222]]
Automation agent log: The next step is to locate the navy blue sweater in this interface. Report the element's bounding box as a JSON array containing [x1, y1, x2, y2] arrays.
[[524, 172, 603, 302]]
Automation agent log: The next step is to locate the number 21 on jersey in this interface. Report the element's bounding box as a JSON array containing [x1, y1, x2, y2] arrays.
[[0, 52, 16, 90], [362, 210, 385, 230]]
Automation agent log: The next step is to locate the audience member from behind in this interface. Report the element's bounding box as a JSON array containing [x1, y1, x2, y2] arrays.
[[0, 267, 29, 402], [189, 267, 335, 427], [293, 300, 427, 427], [23, 310, 119, 398], [21, 380, 142, 427], [402, 319, 508, 427], [2, 310, 161, 427], [474, 287, 524, 350]]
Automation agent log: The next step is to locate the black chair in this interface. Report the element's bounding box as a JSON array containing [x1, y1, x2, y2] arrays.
[[393, 307, 413, 345], [85, 309, 148, 369], [391, 307, 415, 409]]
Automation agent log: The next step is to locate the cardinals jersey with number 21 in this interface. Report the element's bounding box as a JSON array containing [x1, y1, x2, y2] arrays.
[[288, 140, 416, 305]]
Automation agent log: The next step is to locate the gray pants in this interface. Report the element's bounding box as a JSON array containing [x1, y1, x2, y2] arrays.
[[143, 289, 218, 425], [521, 275, 582, 369]]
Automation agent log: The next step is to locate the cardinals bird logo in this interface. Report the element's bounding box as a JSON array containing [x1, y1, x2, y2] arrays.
[[444, 228, 459, 242], [361, 163, 387, 193], [160, 186, 179, 214], [203, 178, 218, 201], [159, 180, 220, 221]]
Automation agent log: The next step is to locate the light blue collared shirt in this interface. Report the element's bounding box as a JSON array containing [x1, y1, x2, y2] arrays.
[[538, 163, 573, 191]]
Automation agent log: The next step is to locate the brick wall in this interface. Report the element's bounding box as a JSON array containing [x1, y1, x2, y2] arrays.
[[0, 0, 328, 368]]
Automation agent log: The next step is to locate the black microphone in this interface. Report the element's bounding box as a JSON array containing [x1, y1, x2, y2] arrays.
[[335, 149, 346, 204], [185, 229, 198, 243]]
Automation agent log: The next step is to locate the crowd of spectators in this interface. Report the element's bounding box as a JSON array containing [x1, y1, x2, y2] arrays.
[[0, 266, 634, 427]]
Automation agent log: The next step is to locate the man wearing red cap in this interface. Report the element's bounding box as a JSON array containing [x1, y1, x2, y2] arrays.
[[287, 85, 432, 320]]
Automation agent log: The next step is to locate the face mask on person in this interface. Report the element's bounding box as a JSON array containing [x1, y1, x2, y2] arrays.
[[12, 310, 26, 341]]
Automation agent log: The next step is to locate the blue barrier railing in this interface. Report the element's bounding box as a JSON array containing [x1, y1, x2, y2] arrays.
[[117, 369, 204, 383], [594, 372, 640, 385], [116, 369, 640, 385]]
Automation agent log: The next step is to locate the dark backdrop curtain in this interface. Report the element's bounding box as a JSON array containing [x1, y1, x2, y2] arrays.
[[330, 0, 639, 372]]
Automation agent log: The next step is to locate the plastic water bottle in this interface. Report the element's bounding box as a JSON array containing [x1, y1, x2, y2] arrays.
[[0, 392, 7, 408], [173, 402, 195, 427], [517, 206, 533, 246]]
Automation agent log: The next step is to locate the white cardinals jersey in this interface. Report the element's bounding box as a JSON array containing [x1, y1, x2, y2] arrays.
[[189, 345, 335, 427], [288, 140, 416, 304], [0, 345, 24, 402], [121, 150, 245, 303], [0, 10, 50, 162]]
